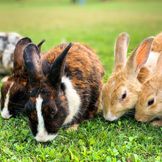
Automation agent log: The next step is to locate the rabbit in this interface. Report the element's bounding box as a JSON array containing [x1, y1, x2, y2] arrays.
[[102, 32, 156, 121], [0, 32, 22, 73], [1, 37, 44, 119], [135, 34, 162, 126], [23, 42, 104, 142]]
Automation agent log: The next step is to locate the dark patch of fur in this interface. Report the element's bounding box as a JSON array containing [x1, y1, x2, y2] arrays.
[[1, 70, 30, 116], [1, 38, 33, 117], [26, 42, 104, 137], [43, 95, 68, 134]]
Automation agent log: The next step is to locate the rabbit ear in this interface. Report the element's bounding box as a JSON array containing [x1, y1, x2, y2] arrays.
[[23, 43, 43, 84], [152, 32, 162, 53], [114, 32, 129, 71], [126, 37, 154, 78], [48, 43, 72, 90], [155, 52, 162, 76], [37, 39, 45, 52], [14, 37, 32, 72]]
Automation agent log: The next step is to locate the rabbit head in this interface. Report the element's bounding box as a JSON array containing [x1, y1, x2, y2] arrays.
[[1, 37, 32, 119], [1, 38, 45, 119], [24, 43, 72, 142], [102, 32, 153, 121], [135, 52, 162, 123]]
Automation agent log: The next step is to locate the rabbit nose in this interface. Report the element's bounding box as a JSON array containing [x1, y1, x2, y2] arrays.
[[35, 130, 57, 142], [135, 114, 140, 121], [104, 111, 118, 121], [135, 114, 146, 122], [35, 133, 47, 142]]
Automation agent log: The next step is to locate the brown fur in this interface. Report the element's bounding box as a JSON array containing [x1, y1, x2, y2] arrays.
[[135, 33, 162, 126], [114, 32, 129, 71], [42, 42, 104, 97], [1, 38, 32, 118], [102, 67, 141, 119], [45, 43, 105, 113], [42, 43, 104, 78], [151, 120, 162, 127], [137, 67, 150, 83], [102, 32, 154, 121], [24, 42, 104, 141], [135, 72, 162, 125], [152, 32, 162, 52]]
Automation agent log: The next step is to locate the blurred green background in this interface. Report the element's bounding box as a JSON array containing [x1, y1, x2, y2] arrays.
[[0, 0, 162, 161], [1, 0, 162, 77]]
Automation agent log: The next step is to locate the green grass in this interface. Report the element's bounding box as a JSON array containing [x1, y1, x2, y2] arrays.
[[0, 0, 162, 161]]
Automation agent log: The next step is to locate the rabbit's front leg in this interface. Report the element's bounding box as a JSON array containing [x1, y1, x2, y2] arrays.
[[151, 120, 162, 127], [67, 124, 79, 132]]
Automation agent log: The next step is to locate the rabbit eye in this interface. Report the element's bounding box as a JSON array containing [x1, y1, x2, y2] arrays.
[[25, 100, 35, 112], [50, 110, 56, 119], [147, 98, 154, 106], [121, 91, 127, 100], [30, 89, 37, 97]]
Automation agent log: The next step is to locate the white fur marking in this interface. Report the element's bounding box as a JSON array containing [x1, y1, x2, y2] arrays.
[[1, 76, 9, 83], [145, 51, 160, 73], [62, 76, 81, 125], [35, 95, 57, 142], [104, 110, 118, 121], [1, 82, 14, 119], [2, 44, 15, 69]]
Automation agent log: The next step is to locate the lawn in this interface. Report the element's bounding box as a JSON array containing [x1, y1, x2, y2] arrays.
[[0, 0, 162, 161]]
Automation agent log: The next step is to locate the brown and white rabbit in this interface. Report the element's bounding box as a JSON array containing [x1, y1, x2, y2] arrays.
[[102, 32, 155, 121], [23, 42, 104, 142], [135, 33, 162, 126], [1, 38, 44, 119]]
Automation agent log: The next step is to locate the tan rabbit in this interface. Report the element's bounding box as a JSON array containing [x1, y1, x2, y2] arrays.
[[135, 34, 162, 126], [102, 32, 155, 121]]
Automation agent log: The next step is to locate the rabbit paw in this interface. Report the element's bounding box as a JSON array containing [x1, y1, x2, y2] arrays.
[[67, 124, 79, 132], [151, 120, 162, 127]]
